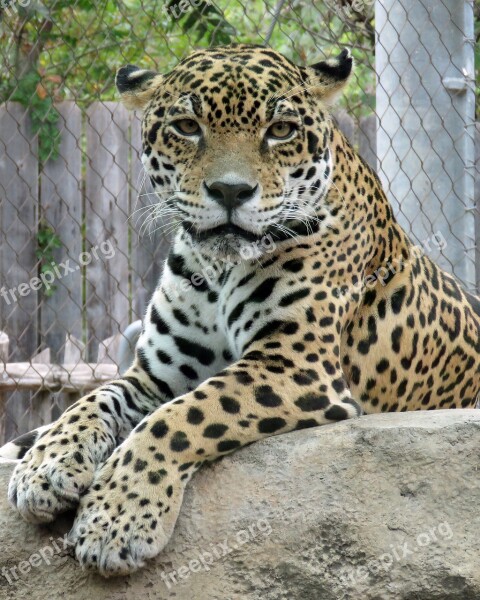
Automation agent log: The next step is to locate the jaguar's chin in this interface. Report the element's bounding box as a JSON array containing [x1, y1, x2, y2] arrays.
[[189, 223, 262, 244], [184, 223, 275, 261]]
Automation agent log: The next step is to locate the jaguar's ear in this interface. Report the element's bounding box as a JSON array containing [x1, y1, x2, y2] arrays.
[[116, 65, 162, 110], [305, 49, 353, 103]]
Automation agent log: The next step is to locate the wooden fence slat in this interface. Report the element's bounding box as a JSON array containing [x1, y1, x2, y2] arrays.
[[359, 114, 378, 172], [130, 112, 170, 320], [0, 332, 9, 442], [40, 102, 84, 424], [29, 347, 52, 430], [31, 348, 51, 364], [40, 101, 83, 362], [0, 103, 39, 359], [51, 333, 86, 421], [85, 101, 130, 360], [333, 109, 356, 145], [97, 332, 122, 365], [63, 333, 86, 364], [0, 332, 8, 361], [0, 102, 39, 441], [475, 123, 480, 293]]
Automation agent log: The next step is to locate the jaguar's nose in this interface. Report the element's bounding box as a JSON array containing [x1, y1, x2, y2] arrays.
[[205, 181, 258, 211]]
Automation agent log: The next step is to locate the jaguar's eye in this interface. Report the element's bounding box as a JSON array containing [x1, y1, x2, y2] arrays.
[[266, 121, 297, 140], [172, 119, 201, 136]]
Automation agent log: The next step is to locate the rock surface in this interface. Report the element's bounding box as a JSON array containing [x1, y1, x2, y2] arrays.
[[0, 410, 479, 600]]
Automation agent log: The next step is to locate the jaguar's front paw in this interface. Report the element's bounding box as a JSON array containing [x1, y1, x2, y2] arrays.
[[8, 411, 115, 524], [70, 442, 185, 576]]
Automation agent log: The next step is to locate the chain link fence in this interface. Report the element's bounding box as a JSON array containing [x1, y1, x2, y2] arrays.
[[0, 0, 478, 444]]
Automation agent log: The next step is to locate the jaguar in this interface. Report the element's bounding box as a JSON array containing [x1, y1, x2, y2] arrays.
[[1, 44, 479, 576]]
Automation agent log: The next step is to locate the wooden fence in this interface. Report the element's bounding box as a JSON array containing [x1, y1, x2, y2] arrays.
[[0, 101, 173, 442], [0, 101, 477, 444]]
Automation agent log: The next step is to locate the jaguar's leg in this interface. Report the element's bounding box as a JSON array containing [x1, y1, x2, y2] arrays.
[[5, 246, 227, 523], [71, 324, 361, 575]]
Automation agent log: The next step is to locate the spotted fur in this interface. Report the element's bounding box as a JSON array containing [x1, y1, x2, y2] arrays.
[[2, 44, 479, 576]]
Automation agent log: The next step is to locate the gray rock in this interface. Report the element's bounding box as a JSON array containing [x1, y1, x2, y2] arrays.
[[0, 409, 479, 600]]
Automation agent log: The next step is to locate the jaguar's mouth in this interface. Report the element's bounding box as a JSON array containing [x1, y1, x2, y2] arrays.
[[185, 223, 262, 243]]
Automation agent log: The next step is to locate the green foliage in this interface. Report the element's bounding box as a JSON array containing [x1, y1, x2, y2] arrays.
[[167, 1, 236, 45], [9, 71, 61, 163], [0, 0, 476, 131], [36, 223, 62, 297], [0, 1, 374, 111]]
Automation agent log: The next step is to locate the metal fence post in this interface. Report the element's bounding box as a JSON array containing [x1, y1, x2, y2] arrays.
[[375, 0, 476, 292]]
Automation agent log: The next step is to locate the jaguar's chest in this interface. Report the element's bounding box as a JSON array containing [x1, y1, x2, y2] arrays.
[[212, 265, 267, 357], [216, 260, 300, 360]]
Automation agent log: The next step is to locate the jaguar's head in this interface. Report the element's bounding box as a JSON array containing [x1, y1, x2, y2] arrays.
[[117, 44, 352, 259]]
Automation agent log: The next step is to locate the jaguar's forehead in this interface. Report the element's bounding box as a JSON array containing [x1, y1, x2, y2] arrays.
[[162, 45, 304, 104]]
